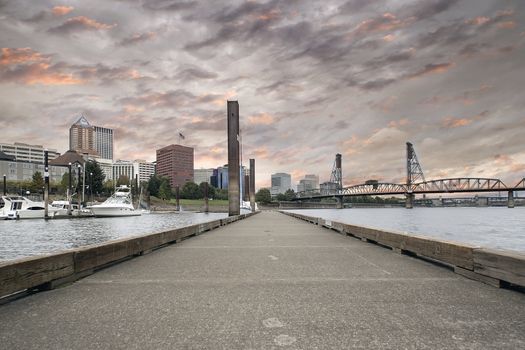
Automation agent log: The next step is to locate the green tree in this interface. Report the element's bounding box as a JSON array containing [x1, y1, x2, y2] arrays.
[[31, 171, 45, 193], [103, 180, 115, 196], [158, 179, 172, 200], [117, 175, 130, 186], [85, 160, 106, 195], [284, 189, 296, 201], [181, 181, 200, 199], [255, 188, 272, 204], [199, 182, 215, 199], [147, 174, 162, 197], [60, 172, 70, 194], [214, 188, 228, 200], [276, 193, 287, 201]]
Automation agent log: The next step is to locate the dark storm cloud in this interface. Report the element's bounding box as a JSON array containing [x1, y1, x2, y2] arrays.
[[142, 0, 197, 12], [406, 62, 454, 79], [117, 31, 157, 46], [184, 0, 301, 51], [175, 66, 218, 80], [338, 0, 376, 14], [360, 78, 397, 91], [364, 49, 415, 69], [458, 42, 492, 56], [415, 22, 474, 50], [402, 0, 460, 21], [119, 89, 196, 109]]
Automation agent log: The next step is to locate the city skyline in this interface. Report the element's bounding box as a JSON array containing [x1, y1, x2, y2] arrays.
[[1, 0, 524, 189]]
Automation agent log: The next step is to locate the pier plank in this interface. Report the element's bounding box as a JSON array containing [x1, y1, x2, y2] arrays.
[[474, 248, 525, 287], [0, 253, 74, 296]]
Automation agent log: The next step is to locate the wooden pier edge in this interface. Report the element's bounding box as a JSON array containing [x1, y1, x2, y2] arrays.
[[0, 211, 259, 299], [280, 211, 525, 289]]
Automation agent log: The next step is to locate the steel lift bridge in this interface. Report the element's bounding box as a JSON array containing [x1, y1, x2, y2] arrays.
[[296, 143, 525, 209]]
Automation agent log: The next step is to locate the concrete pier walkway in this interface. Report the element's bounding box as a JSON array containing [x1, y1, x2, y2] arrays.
[[0, 211, 524, 349]]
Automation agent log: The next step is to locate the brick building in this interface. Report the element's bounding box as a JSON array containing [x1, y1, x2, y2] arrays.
[[156, 144, 194, 188]]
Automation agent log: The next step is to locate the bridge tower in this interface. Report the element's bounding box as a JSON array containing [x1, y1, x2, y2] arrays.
[[406, 142, 425, 209], [330, 154, 343, 208], [330, 153, 343, 191]]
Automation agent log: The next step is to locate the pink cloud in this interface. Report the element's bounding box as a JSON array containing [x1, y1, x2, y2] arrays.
[[388, 118, 409, 128], [353, 13, 408, 37], [247, 113, 275, 125], [382, 34, 396, 42], [497, 21, 517, 29], [1, 62, 84, 85], [441, 116, 473, 128], [50, 16, 117, 34], [52, 6, 74, 16], [0, 48, 49, 66]]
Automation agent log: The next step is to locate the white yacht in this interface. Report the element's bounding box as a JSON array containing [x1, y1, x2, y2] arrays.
[[0, 196, 58, 220], [89, 185, 141, 217], [50, 200, 93, 218]]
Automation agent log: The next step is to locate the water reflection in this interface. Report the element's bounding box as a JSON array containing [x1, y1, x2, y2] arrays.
[[0, 212, 227, 261]]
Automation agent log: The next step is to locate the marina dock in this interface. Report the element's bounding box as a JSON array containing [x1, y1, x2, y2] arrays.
[[0, 211, 524, 349]]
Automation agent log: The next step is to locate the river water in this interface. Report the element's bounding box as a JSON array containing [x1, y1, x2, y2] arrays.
[[0, 212, 227, 262], [285, 207, 525, 252], [2, 208, 524, 262]]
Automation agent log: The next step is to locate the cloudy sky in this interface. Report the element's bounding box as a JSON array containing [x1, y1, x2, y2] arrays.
[[1, 0, 524, 189]]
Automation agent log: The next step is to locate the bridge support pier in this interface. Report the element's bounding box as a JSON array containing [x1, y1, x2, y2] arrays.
[[508, 191, 515, 208], [405, 193, 414, 209], [336, 196, 343, 209]]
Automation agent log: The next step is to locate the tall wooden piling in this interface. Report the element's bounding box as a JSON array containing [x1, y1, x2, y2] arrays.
[[175, 186, 180, 211], [44, 150, 49, 219], [204, 182, 209, 213], [67, 163, 72, 215], [249, 159, 255, 212], [77, 165, 81, 215], [228, 101, 240, 216]]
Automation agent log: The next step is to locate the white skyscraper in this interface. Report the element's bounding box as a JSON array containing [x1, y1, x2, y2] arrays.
[[271, 172, 292, 196], [94, 126, 114, 160]]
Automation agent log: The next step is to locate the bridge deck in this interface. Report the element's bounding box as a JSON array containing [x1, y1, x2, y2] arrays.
[[0, 211, 524, 349]]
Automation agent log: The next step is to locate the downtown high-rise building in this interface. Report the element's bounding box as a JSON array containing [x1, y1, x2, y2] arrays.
[[94, 126, 113, 160], [271, 172, 292, 196], [69, 115, 96, 156], [156, 144, 194, 188], [69, 115, 113, 160], [194, 168, 214, 185], [297, 174, 319, 193]]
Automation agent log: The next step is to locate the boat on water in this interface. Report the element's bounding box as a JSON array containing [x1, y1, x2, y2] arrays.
[[50, 200, 93, 218], [89, 185, 141, 217], [0, 196, 59, 220]]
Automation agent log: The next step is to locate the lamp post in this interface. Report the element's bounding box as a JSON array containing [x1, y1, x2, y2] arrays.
[[82, 153, 88, 203], [77, 164, 82, 214], [3, 174, 6, 196], [90, 172, 93, 204], [68, 162, 72, 215]]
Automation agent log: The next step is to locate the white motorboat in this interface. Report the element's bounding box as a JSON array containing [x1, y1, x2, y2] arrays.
[[50, 200, 94, 218], [0, 195, 59, 220], [89, 185, 141, 217]]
